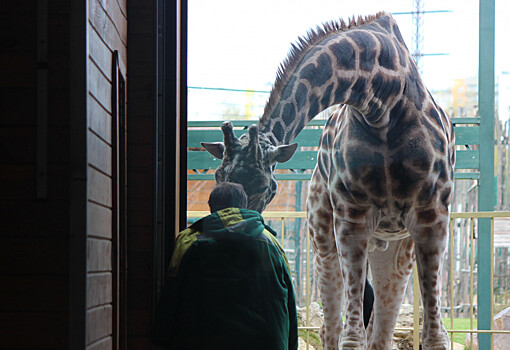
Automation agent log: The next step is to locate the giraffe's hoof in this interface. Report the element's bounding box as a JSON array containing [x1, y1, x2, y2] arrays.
[[421, 340, 449, 350], [339, 338, 365, 349], [422, 345, 448, 350]]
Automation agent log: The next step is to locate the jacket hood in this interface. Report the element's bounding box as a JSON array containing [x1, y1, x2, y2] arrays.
[[190, 208, 273, 238]]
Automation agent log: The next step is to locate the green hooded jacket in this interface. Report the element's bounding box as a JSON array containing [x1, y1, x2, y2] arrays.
[[153, 208, 298, 350]]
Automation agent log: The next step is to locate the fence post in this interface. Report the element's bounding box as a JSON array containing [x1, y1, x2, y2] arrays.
[[477, 0, 495, 348]]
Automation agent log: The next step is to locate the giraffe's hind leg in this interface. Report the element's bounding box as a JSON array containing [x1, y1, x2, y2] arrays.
[[367, 237, 415, 350], [307, 179, 343, 350]]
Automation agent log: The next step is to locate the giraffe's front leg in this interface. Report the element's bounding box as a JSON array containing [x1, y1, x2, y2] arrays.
[[307, 182, 343, 350], [335, 216, 372, 349], [410, 213, 450, 350], [367, 237, 415, 350]]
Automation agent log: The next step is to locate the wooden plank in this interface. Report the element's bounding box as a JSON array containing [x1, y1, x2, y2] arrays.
[[88, 166, 112, 208], [2, 1, 36, 12], [187, 129, 324, 148], [88, 58, 112, 114], [0, 52, 36, 88], [87, 305, 113, 345], [187, 150, 319, 170], [0, 88, 37, 126], [454, 126, 480, 145], [88, 202, 112, 239], [88, 0, 126, 55], [452, 117, 480, 125], [103, 0, 127, 45], [455, 150, 480, 169], [2, 12, 36, 50], [1, 199, 69, 237], [89, 0, 127, 46], [89, 131, 112, 175], [88, 273, 113, 307], [0, 312, 67, 348], [116, 0, 127, 19], [88, 337, 113, 350], [0, 238, 68, 274], [87, 238, 112, 272], [0, 126, 36, 163], [0, 275, 67, 312], [0, 163, 67, 201], [88, 95, 112, 145], [89, 24, 113, 82], [453, 172, 480, 180]]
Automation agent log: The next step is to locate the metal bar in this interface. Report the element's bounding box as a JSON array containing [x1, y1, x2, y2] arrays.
[[413, 266, 420, 350], [470, 218, 475, 347], [451, 211, 510, 218], [447, 329, 510, 334], [450, 219, 455, 331], [306, 221, 311, 350], [281, 218, 285, 247], [491, 218, 495, 347], [478, 0, 496, 347], [36, 0, 48, 199], [188, 117, 480, 127], [111, 50, 121, 350], [451, 117, 481, 125], [188, 86, 270, 94], [392, 10, 453, 15]]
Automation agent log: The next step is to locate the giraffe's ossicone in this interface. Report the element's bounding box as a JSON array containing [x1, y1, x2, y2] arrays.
[[202, 12, 454, 350]]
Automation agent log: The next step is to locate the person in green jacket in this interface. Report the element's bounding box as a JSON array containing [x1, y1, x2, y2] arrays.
[[153, 182, 298, 350]]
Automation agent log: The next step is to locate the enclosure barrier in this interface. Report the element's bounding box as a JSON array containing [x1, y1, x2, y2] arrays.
[[187, 211, 510, 349]]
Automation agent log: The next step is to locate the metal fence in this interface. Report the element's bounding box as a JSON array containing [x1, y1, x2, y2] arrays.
[[187, 211, 510, 349]]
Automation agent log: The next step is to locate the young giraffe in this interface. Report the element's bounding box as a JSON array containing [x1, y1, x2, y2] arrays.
[[201, 12, 454, 349]]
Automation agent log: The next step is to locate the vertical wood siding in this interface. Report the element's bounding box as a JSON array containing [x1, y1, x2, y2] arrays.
[[86, 0, 126, 348]]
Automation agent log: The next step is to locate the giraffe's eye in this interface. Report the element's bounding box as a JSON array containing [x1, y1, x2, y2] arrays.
[[253, 186, 268, 195]]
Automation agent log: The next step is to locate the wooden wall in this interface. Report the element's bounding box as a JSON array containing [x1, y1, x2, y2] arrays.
[[0, 1, 70, 348], [126, 0, 156, 347], [86, 0, 127, 349], [1, 0, 176, 348]]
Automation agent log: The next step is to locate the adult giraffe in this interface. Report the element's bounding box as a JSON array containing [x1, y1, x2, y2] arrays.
[[201, 12, 454, 349]]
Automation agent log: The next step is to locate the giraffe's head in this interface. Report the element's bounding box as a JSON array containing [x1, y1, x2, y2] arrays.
[[201, 121, 298, 213]]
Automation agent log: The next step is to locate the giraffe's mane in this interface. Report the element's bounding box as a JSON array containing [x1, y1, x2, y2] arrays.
[[261, 11, 388, 124]]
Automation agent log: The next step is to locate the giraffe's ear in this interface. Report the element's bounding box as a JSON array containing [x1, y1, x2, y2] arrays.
[[269, 143, 298, 164], [201, 142, 225, 159]]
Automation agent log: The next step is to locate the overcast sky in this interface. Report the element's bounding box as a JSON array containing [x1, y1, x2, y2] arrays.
[[188, 0, 509, 92]]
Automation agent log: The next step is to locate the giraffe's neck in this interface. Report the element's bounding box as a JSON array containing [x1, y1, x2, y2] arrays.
[[259, 13, 419, 146]]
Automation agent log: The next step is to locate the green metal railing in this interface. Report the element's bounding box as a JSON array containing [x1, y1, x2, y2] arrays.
[[187, 117, 482, 181]]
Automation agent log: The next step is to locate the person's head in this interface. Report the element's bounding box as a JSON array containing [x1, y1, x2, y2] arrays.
[[208, 182, 248, 213]]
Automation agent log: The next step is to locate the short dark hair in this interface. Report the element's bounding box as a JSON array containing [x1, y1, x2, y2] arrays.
[[208, 182, 248, 213]]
